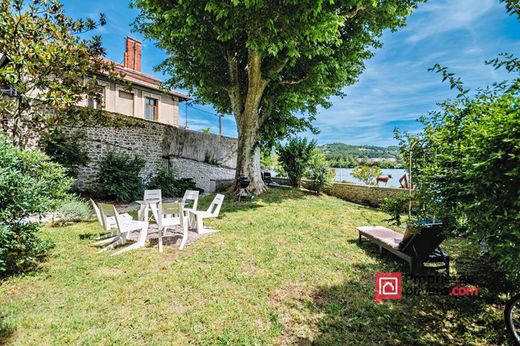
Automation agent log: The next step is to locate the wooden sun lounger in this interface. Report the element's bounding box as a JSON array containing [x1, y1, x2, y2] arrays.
[[356, 224, 449, 275]]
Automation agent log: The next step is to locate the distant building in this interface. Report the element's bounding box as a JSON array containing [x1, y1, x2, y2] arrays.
[[78, 37, 190, 126], [366, 157, 397, 163]]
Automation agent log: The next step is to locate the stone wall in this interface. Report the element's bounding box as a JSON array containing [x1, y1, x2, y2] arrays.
[[270, 177, 406, 207], [73, 118, 237, 193], [210, 178, 235, 193], [170, 158, 235, 193], [320, 182, 407, 207]]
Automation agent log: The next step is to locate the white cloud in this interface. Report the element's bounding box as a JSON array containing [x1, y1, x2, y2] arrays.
[[406, 0, 496, 43]]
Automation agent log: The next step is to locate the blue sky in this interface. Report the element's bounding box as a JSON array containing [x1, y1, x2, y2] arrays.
[[62, 0, 520, 146]]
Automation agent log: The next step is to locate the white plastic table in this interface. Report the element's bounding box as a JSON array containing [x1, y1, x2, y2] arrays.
[[136, 199, 161, 222]]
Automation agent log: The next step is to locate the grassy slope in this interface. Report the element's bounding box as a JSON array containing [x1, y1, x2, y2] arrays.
[[0, 189, 508, 345]]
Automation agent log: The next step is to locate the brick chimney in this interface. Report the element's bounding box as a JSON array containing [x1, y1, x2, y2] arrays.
[[123, 36, 142, 72]]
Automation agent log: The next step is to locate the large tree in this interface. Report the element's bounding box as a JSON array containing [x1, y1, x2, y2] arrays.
[[0, 0, 115, 149], [396, 1, 520, 283], [134, 0, 423, 193]]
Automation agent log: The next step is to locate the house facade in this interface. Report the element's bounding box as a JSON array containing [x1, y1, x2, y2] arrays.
[[79, 37, 189, 126]]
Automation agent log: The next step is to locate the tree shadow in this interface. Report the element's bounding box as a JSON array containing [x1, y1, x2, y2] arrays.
[[0, 313, 14, 344], [299, 244, 510, 345], [197, 187, 314, 217], [347, 238, 406, 268], [78, 233, 100, 240]]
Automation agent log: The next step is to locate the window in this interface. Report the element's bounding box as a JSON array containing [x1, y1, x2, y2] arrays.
[[0, 85, 17, 97], [118, 90, 134, 116], [145, 97, 158, 121]]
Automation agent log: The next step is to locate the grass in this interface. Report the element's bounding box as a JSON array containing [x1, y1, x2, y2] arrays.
[[0, 188, 511, 345]]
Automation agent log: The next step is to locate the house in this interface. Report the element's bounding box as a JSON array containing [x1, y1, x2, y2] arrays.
[[0, 54, 17, 97], [366, 157, 397, 163], [79, 37, 190, 126]]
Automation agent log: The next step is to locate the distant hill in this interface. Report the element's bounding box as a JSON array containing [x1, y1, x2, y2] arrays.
[[319, 143, 403, 168]]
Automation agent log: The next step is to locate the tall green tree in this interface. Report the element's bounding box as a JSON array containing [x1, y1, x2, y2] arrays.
[[277, 137, 316, 188], [306, 149, 334, 195], [0, 0, 115, 148], [397, 56, 520, 282], [133, 0, 423, 193], [503, 0, 520, 18], [395, 1, 520, 282]]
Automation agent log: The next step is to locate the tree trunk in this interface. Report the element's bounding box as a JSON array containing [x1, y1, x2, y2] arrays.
[[228, 49, 267, 195], [235, 118, 266, 194]]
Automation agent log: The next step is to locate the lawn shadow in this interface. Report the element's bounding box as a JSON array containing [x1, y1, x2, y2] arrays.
[[199, 187, 313, 217], [79, 233, 100, 240], [0, 312, 14, 344], [300, 261, 507, 345], [352, 235, 513, 296], [302, 242, 510, 345]]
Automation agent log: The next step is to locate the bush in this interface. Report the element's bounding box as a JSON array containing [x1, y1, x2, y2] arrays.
[[53, 198, 92, 226], [147, 164, 199, 197], [39, 128, 89, 177], [96, 151, 145, 202], [306, 149, 334, 195], [0, 135, 72, 276], [380, 195, 410, 226], [352, 165, 382, 185], [147, 164, 178, 197], [174, 178, 199, 195], [277, 137, 316, 187], [398, 56, 520, 282]]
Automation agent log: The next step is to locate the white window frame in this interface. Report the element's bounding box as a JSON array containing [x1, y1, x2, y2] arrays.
[[143, 91, 161, 121]]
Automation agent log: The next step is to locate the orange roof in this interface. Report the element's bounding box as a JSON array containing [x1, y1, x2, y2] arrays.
[[101, 57, 190, 100]]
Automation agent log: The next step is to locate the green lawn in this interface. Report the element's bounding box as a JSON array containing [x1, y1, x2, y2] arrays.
[[0, 189, 510, 345]]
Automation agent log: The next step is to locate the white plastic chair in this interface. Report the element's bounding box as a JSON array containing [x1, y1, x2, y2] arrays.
[[137, 189, 162, 221], [189, 194, 225, 234], [156, 202, 188, 252], [96, 203, 149, 256], [90, 199, 131, 245], [181, 190, 199, 213]]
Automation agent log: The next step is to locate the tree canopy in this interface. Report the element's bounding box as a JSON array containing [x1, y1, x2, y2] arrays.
[[133, 0, 423, 193], [0, 0, 114, 148], [397, 54, 520, 282]]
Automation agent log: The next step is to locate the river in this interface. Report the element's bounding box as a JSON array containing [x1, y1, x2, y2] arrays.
[[333, 168, 407, 188]]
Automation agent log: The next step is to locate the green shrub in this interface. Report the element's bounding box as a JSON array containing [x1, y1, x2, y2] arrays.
[[0, 223, 55, 276], [53, 198, 92, 226], [398, 56, 520, 282], [173, 178, 198, 195], [0, 135, 72, 276], [147, 164, 178, 197], [277, 137, 316, 187], [260, 150, 282, 174], [380, 195, 410, 226], [147, 164, 199, 197], [352, 165, 382, 185], [39, 128, 89, 177], [306, 149, 334, 195], [96, 151, 145, 202]]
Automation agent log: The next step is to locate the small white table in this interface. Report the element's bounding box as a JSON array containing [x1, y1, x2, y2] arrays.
[[136, 199, 161, 222]]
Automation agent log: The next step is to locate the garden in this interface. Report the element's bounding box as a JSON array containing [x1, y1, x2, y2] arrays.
[[0, 188, 512, 345], [1, 0, 519, 345]]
